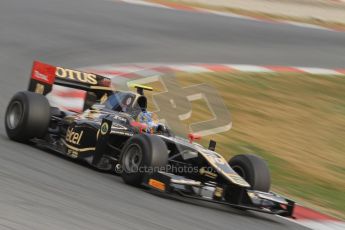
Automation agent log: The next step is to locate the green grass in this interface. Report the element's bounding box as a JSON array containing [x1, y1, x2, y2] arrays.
[[143, 71, 345, 219], [224, 140, 345, 219]]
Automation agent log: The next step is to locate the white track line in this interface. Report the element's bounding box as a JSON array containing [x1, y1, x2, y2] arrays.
[[226, 64, 273, 73], [116, 0, 342, 32], [117, 0, 170, 9]]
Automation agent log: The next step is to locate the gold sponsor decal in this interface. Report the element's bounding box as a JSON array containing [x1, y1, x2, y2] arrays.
[[35, 83, 44, 94], [62, 139, 95, 152], [67, 149, 79, 158], [247, 191, 257, 199], [226, 173, 250, 187], [66, 127, 83, 145], [198, 150, 250, 187], [214, 187, 223, 198], [100, 93, 108, 104], [202, 151, 227, 166], [56, 67, 98, 85], [199, 167, 217, 179]]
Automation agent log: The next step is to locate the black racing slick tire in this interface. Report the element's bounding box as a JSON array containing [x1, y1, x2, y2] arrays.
[[5, 91, 50, 142], [229, 154, 271, 192], [120, 134, 169, 186]]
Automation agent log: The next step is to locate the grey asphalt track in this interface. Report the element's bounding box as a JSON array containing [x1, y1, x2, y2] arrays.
[[1, 0, 344, 229]]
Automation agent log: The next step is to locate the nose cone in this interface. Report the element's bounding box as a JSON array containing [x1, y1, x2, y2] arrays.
[[199, 149, 250, 188]]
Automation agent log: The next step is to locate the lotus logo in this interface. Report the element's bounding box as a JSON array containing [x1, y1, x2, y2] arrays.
[[100, 122, 109, 135], [55, 67, 98, 85]]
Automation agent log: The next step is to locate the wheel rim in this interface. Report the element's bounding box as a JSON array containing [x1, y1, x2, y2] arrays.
[[122, 144, 143, 173], [6, 101, 23, 130]]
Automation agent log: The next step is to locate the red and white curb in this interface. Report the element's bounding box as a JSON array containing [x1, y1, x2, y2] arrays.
[[47, 86, 86, 112], [115, 0, 345, 32], [285, 205, 345, 230], [332, 0, 345, 3], [48, 63, 345, 112], [83, 63, 345, 78], [49, 63, 345, 228]]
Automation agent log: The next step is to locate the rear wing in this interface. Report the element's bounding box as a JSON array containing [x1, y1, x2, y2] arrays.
[[29, 61, 112, 96], [29, 61, 113, 110]]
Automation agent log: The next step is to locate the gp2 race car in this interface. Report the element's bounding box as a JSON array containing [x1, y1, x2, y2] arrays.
[[5, 61, 295, 217]]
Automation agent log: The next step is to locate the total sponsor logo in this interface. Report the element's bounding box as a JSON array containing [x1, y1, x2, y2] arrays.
[[34, 70, 49, 82], [31, 61, 56, 84]]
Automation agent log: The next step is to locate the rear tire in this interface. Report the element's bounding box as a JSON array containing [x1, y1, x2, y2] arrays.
[[120, 134, 169, 186], [5, 91, 51, 142]]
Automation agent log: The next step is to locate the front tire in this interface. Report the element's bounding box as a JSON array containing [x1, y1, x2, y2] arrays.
[[5, 91, 50, 142], [120, 134, 169, 186], [229, 154, 271, 192], [224, 154, 271, 204]]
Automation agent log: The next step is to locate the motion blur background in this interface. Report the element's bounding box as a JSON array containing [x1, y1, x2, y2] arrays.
[[0, 0, 344, 229]]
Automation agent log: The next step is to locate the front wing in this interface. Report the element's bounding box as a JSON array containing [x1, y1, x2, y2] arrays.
[[142, 171, 295, 217]]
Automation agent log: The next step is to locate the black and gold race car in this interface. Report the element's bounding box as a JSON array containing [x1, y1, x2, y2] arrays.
[[5, 61, 295, 217]]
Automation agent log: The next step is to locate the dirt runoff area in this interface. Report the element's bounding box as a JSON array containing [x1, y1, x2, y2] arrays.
[[159, 0, 345, 25]]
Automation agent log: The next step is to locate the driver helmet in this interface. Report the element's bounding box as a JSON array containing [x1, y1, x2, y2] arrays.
[[137, 111, 159, 133]]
